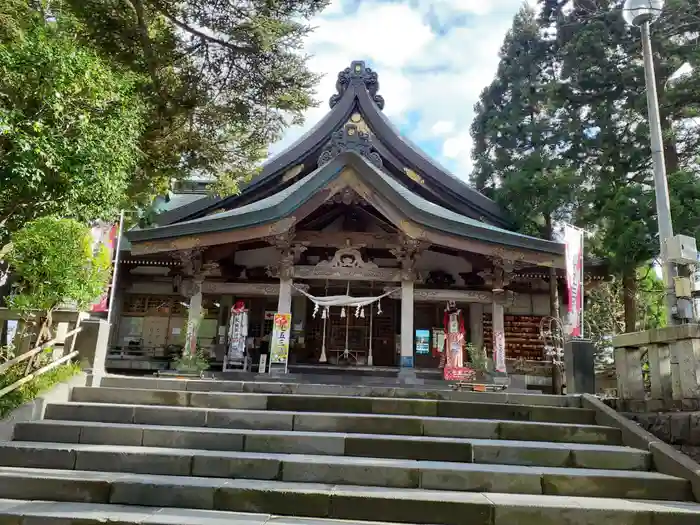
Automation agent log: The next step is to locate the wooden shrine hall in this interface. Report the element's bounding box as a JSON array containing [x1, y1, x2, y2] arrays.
[[117, 60, 573, 377]]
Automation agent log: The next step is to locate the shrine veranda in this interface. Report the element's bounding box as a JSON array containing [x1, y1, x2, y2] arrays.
[[108, 61, 606, 381]]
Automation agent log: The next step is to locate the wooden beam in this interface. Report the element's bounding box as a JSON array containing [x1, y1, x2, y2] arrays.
[[294, 231, 397, 249]]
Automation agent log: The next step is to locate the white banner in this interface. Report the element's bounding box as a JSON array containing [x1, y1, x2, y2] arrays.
[[564, 224, 584, 337]]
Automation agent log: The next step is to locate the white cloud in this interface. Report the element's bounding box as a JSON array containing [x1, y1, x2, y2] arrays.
[[442, 132, 473, 160], [270, 0, 529, 179], [431, 121, 455, 136]]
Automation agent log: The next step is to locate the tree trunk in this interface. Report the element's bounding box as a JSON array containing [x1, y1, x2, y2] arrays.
[[623, 270, 638, 333]]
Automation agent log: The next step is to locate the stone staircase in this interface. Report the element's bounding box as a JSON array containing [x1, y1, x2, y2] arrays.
[[0, 375, 699, 524]]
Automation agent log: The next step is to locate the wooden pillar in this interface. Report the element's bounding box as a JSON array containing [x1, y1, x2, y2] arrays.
[[492, 300, 506, 373], [277, 279, 292, 314], [491, 263, 510, 374], [400, 279, 414, 368], [185, 278, 203, 355], [391, 235, 425, 371], [469, 304, 484, 351]]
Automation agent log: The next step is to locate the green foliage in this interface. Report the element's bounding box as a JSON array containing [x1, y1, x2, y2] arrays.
[[586, 268, 665, 366], [173, 349, 210, 375], [0, 361, 81, 418], [476, 0, 700, 332], [0, 16, 145, 244], [466, 343, 488, 372], [1, 1, 328, 242], [6, 217, 111, 315], [63, 0, 330, 199], [471, 5, 579, 239]]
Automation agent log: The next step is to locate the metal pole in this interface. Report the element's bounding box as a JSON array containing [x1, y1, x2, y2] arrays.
[[641, 20, 677, 325], [106, 211, 125, 326]]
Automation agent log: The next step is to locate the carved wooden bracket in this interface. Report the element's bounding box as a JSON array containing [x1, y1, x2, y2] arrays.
[[487, 253, 527, 292], [265, 227, 309, 280], [389, 234, 429, 281], [173, 249, 203, 276]]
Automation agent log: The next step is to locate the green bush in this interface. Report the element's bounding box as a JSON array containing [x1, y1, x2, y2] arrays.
[[0, 360, 81, 418], [173, 349, 210, 375]]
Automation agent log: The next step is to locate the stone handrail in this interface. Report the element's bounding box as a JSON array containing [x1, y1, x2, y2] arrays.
[[612, 324, 700, 412]]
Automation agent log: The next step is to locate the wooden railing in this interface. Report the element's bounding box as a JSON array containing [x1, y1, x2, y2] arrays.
[[0, 311, 85, 400], [612, 324, 700, 411]]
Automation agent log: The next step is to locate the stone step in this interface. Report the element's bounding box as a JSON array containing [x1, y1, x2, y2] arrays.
[[70, 387, 597, 424], [2, 498, 700, 525], [13, 420, 650, 470], [99, 375, 580, 407], [0, 442, 679, 499], [39, 402, 622, 444], [0, 467, 699, 524], [0, 500, 419, 525]]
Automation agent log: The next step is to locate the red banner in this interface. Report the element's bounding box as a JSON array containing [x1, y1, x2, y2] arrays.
[[444, 367, 476, 382], [90, 222, 118, 313], [564, 224, 584, 337]]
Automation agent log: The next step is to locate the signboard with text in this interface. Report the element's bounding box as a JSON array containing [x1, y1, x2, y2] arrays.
[[269, 313, 292, 368]]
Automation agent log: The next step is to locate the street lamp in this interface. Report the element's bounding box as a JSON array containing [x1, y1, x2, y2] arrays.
[[623, 0, 677, 325]]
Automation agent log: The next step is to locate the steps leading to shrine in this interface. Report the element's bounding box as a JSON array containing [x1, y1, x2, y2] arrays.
[[1, 375, 699, 524]]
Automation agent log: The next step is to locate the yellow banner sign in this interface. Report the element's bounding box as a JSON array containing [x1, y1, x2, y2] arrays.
[[270, 313, 292, 365]]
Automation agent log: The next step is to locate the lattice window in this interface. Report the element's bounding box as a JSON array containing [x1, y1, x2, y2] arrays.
[[123, 295, 185, 316], [171, 301, 186, 315], [125, 295, 148, 314], [146, 296, 173, 315]]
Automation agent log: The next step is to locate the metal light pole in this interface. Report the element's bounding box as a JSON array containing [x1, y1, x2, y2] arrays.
[[623, 0, 677, 325]]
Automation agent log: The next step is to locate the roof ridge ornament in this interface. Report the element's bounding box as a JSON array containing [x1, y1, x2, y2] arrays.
[[330, 60, 385, 110], [318, 124, 383, 169]]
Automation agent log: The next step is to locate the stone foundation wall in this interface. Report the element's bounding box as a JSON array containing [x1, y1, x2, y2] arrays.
[[626, 411, 700, 463]]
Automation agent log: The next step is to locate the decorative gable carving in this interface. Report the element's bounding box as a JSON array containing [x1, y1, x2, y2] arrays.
[[330, 60, 385, 110], [317, 246, 378, 270], [317, 124, 383, 169]]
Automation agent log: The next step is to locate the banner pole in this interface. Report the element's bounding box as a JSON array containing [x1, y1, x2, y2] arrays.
[[106, 211, 125, 326]]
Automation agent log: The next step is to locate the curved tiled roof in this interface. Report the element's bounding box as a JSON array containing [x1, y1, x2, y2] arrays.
[[155, 61, 510, 228], [127, 151, 563, 258]]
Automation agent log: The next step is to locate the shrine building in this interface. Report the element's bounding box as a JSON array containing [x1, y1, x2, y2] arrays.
[[111, 61, 596, 379]]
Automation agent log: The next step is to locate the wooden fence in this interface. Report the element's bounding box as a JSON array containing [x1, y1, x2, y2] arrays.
[[0, 310, 86, 400]]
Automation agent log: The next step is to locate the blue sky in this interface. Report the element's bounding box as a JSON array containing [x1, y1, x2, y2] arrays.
[[269, 0, 536, 180]]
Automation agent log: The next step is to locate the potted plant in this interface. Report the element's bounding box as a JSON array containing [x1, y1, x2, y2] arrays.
[[172, 348, 210, 377], [466, 342, 490, 382]]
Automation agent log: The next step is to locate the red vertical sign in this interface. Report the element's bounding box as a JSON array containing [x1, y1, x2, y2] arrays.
[[564, 224, 584, 337], [90, 222, 118, 313]]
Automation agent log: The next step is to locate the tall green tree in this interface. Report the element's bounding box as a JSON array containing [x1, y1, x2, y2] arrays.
[[63, 0, 330, 200], [1, 1, 330, 246], [0, 13, 145, 246], [471, 5, 581, 322], [549, 0, 700, 331]]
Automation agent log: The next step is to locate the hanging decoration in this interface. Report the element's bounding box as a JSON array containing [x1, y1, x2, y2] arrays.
[[319, 280, 329, 363], [223, 300, 248, 372], [442, 300, 475, 382], [294, 284, 395, 317]]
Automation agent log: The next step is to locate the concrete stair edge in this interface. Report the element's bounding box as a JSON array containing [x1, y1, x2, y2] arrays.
[[0, 467, 697, 519], [67, 388, 596, 425], [31, 406, 624, 446], [96, 375, 583, 407], [0, 499, 417, 525], [9, 421, 650, 470], [0, 440, 669, 488], [3, 494, 700, 525]]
